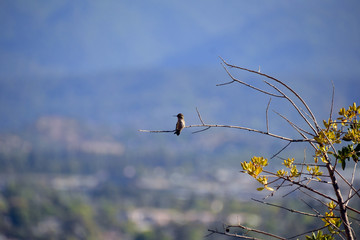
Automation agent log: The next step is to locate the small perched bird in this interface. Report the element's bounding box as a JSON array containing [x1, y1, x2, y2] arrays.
[[174, 113, 185, 136]]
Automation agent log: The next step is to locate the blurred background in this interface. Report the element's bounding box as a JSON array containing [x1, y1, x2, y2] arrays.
[[0, 1, 359, 239]]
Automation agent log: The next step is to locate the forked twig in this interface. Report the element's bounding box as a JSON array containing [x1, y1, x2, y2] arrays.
[[220, 57, 321, 132], [219, 63, 283, 98]]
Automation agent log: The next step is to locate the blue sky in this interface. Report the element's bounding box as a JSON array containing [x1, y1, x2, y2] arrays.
[[0, 0, 359, 134], [1, 0, 360, 77]]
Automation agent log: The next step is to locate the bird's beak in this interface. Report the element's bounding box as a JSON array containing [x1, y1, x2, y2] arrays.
[[173, 115, 177, 117]]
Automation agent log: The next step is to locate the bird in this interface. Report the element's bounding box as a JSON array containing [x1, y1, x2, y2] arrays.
[[174, 113, 185, 136]]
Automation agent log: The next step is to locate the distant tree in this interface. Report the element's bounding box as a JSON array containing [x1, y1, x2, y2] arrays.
[[141, 58, 360, 239]]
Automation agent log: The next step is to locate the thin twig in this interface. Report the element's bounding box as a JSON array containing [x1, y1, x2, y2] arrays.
[[270, 142, 291, 159], [346, 205, 360, 215], [207, 229, 259, 240], [192, 126, 211, 134], [345, 162, 358, 206], [299, 188, 329, 208], [251, 198, 329, 218], [287, 226, 328, 240], [219, 63, 283, 98], [273, 110, 315, 138], [196, 107, 205, 125], [299, 106, 317, 129], [303, 177, 331, 184], [346, 187, 360, 204], [330, 81, 335, 121], [226, 224, 287, 240], [301, 198, 321, 215], [334, 168, 360, 199], [282, 186, 301, 198], [262, 170, 338, 203], [322, 153, 354, 239], [266, 98, 271, 133], [294, 163, 327, 167], [138, 129, 175, 133]]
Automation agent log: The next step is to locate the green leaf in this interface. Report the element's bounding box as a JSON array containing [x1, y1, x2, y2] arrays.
[[341, 159, 346, 170]]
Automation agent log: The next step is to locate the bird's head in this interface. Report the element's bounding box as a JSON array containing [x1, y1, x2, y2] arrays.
[[173, 113, 184, 119]]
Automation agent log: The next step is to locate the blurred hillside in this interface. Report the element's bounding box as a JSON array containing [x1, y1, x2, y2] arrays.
[[0, 65, 359, 154]]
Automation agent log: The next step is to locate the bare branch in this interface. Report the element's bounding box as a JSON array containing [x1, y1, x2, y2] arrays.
[[225, 224, 287, 240], [139, 109, 315, 145], [294, 163, 327, 167], [264, 80, 317, 134], [303, 177, 332, 184], [138, 129, 175, 133], [251, 198, 329, 218], [220, 57, 320, 131], [219, 63, 284, 98], [207, 228, 260, 240], [262, 170, 338, 203], [186, 124, 314, 142], [323, 154, 355, 239], [345, 162, 358, 206], [265, 179, 286, 199], [287, 226, 328, 240], [334, 168, 360, 199], [273, 110, 315, 137], [345, 187, 360, 205], [346, 205, 360, 215]]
